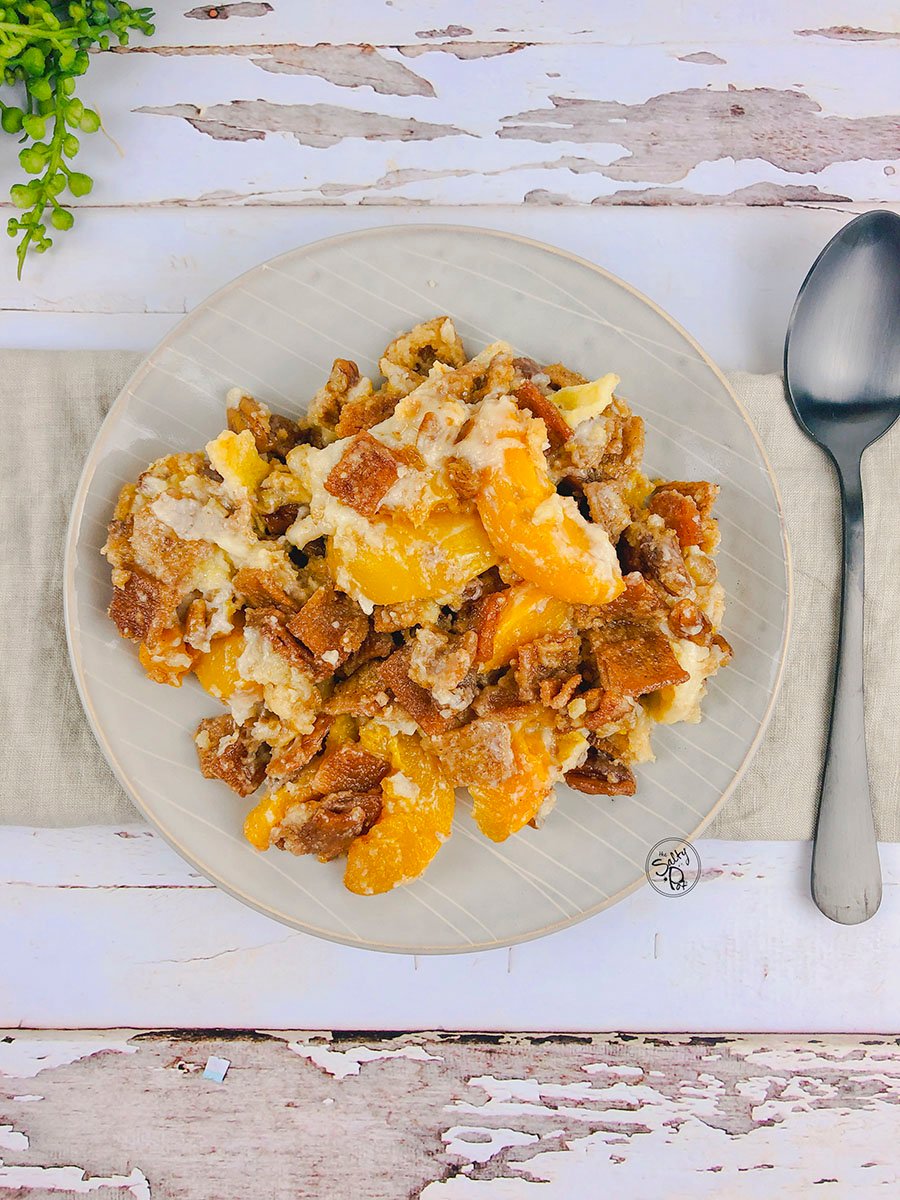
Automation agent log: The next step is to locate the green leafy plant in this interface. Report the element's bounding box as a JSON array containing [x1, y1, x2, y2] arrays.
[[0, 2, 155, 278]]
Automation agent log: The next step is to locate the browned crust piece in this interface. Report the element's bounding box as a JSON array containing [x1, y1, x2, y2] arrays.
[[431, 718, 515, 790], [544, 362, 588, 389], [588, 623, 689, 698], [583, 481, 632, 542], [334, 387, 400, 439], [233, 566, 301, 614], [195, 714, 268, 797], [324, 432, 402, 518], [244, 606, 330, 681], [650, 480, 720, 552], [324, 659, 391, 719], [266, 714, 334, 781], [287, 585, 369, 669], [273, 790, 383, 861], [378, 645, 463, 736], [311, 744, 391, 795], [107, 567, 178, 643], [337, 630, 397, 678]]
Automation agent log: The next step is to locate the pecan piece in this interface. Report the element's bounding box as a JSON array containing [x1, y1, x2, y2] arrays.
[[262, 503, 300, 536], [513, 381, 571, 447], [565, 748, 636, 796], [514, 632, 582, 703], [266, 714, 333, 781], [621, 519, 693, 597]]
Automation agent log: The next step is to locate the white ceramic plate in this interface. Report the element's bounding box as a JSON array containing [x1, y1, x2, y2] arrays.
[[65, 225, 790, 953]]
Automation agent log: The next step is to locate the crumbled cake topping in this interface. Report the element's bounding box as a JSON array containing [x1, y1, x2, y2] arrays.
[[104, 316, 730, 895]]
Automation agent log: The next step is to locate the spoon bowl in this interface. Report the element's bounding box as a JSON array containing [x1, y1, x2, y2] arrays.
[[786, 209, 900, 459], [784, 209, 900, 925]]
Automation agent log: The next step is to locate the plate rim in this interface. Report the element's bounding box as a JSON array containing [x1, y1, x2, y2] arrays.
[[63, 222, 794, 955]]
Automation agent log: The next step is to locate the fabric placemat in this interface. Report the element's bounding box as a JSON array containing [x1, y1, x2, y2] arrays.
[[2, 351, 898, 837]]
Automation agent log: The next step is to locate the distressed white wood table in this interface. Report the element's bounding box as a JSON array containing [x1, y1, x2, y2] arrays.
[[2, 2, 899, 1194]]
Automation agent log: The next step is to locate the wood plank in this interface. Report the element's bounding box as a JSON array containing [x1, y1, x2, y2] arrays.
[[136, 0, 900, 48], [1, 1029, 899, 1196], [5, 830, 900, 1033], [1, 24, 896, 210], [2, 205, 890, 372]]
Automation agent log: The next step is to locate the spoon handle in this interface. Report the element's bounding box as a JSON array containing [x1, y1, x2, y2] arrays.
[[811, 457, 881, 923]]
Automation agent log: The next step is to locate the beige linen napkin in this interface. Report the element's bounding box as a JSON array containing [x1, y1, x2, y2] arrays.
[[1, 353, 897, 836]]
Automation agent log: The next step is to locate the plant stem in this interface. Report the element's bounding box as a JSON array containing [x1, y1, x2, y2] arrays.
[[16, 85, 65, 279]]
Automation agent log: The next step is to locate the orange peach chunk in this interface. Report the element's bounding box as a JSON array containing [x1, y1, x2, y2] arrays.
[[475, 431, 623, 607], [327, 507, 497, 607], [477, 581, 572, 671], [194, 628, 246, 701], [470, 717, 587, 843], [345, 724, 454, 894]]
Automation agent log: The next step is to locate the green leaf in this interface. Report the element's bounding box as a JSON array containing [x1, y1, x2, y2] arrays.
[[27, 78, 53, 103], [9, 184, 33, 209], [67, 171, 93, 197], [22, 113, 46, 140], [18, 146, 46, 174], [20, 46, 46, 77], [1, 106, 24, 134]]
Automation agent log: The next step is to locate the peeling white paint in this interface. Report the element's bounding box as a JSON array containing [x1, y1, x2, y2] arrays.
[[0, 1163, 150, 1197], [287, 1041, 443, 1079], [0, 1038, 136, 1080], [0, 1127, 28, 1152], [443, 1125, 539, 1164], [427, 1057, 899, 1195]]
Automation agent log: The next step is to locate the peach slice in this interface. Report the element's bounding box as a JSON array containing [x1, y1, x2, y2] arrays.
[[327, 507, 497, 607], [469, 716, 588, 843], [474, 418, 623, 606], [345, 723, 455, 894], [194, 628, 246, 701], [477, 580, 572, 672]]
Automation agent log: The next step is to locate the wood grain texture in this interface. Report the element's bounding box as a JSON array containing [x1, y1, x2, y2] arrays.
[[0, 2, 894, 215], [2, 1030, 899, 1196], [2, 206, 888, 371]]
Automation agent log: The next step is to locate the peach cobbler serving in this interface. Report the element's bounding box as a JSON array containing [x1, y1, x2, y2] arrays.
[[104, 318, 731, 895]]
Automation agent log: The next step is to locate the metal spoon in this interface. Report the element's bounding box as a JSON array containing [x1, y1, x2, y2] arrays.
[[784, 209, 900, 924]]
